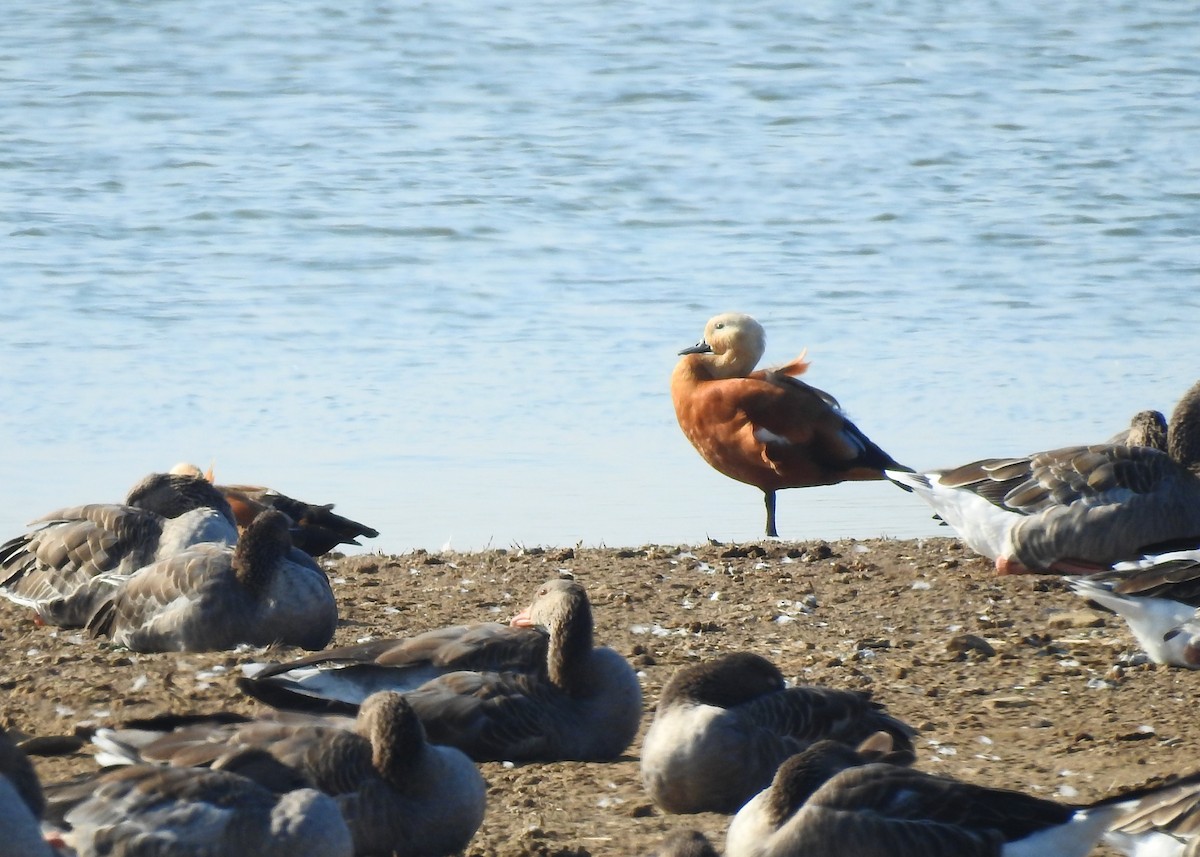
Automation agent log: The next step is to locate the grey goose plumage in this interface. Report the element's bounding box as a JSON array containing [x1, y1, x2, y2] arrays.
[[726, 737, 1200, 857], [91, 691, 486, 857], [1069, 548, 1200, 667], [641, 653, 915, 814], [889, 379, 1200, 574], [240, 578, 642, 762], [1109, 410, 1169, 450], [42, 759, 353, 857], [85, 508, 337, 652], [0, 472, 238, 626]]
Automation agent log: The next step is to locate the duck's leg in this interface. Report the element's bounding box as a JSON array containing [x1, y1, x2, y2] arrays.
[[763, 490, 779, 538]]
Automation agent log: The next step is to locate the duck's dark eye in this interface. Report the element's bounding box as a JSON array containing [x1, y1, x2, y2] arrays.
[[714, 323, 724, 329]]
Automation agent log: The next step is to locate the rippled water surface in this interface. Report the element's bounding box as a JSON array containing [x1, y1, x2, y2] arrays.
[[2, 1, 1198, 552]]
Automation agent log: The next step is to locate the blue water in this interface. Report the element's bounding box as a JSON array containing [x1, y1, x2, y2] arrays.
[[2, 1, 1198, 553]]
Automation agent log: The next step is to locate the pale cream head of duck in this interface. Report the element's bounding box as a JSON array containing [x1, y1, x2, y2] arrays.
[[678, 312, 767, 380]]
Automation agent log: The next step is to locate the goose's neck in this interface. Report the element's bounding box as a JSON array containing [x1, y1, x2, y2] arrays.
[[546, 602, 594, 695], [374, 730, 425, 793], [1168, 381, 1200, 473], [233, 537, 278, 596]]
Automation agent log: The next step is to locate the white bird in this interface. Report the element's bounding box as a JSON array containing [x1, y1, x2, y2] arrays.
[[1070, 551, 1200, 667], [90, 691, 486, 857], [726, 738, 1200, 857], [0, 472, 238, 626], [239, 578, 642, 762], [889, 379, 1200, 575], [83, 508, 337, 653], [640, 652, 915, 814]]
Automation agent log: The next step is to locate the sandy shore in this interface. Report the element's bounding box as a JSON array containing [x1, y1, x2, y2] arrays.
[[4, 536, 1193, 856]]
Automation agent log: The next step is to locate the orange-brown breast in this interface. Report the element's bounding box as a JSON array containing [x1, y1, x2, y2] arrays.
[[671, 358, 851, 492]]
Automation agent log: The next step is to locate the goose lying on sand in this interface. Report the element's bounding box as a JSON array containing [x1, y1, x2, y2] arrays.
[[0, 472, 238, 627], [239, 578, 641, 762], [641, 652, 915, 814], [1071, 549, 1200, 667], [726, 737, 1200, 857], [889, 380, 1200, 574], [85, 508, 337, 653], [91, 692, 485, 857], [42, 754, 353, 857]]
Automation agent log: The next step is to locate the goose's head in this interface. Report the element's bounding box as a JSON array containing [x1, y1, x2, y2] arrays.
[[126, 472, 234, 523], [358, 691, 427, 788]]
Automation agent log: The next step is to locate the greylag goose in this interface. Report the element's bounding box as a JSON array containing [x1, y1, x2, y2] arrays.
[[91, 692, 486, 857], [42, 756, 353, 857], [84, 508, 337, 652], [0, 728, 54, 857], [726, 737, 1200, 857], [672, 312, 909, 537], [170, 463, 379, 556], [1070, 549, 1200, 667], [889, 379, 1200, 574], [240, 578, 642, 762], [1109, 410, 1169, 450], [0, 472, 238, 626], [641, 653, 915, 814]]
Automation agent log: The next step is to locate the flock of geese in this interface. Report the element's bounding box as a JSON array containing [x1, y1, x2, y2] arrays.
[[2, 311, 1200, 856]]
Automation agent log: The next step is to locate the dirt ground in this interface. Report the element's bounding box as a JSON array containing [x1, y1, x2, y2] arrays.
[[4, 536, 1197, 856]]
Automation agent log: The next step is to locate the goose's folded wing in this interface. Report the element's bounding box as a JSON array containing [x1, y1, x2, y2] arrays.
[[812, 764, 1073, 840]]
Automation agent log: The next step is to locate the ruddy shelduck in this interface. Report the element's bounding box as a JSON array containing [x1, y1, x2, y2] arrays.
[[671, 312, 908, 537], [170, 463, 379, 556]]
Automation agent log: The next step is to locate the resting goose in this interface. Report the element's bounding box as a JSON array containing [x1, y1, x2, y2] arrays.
[[0, 472, 238, 626], [726, 738, 1200, 857], [0, 728, 54, 857], [240, 578, 642, 762], [170, 463, 379, 556], [641, 652, 916, 814], [84, 508, 337, 652], [91, 692, 486, 857], [889, 379, 1200, 574], [671, 312, 909, 538], [42, 757, 353, 857], [1109, 410, 1169, 450]]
